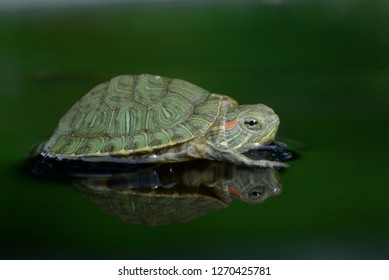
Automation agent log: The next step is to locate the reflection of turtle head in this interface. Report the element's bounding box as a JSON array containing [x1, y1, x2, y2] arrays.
[[225, 104, 280, 152], [226, 167, 282, 204]]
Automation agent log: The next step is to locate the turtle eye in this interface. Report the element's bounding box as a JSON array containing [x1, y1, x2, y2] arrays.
[[248, 188, 264, 200], [244, 118, 262, 130]]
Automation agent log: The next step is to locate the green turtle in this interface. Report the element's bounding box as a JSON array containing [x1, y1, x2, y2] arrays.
[[39, 74, 283, 167]]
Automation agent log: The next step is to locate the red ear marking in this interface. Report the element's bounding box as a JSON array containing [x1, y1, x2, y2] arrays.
[[228, 187, 242, 198], [225, 119, 237, 130]]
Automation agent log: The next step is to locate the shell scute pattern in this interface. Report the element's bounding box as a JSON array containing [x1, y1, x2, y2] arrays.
[[133, 75, 170, 106], [104, 76, 134, 109], [75, 136, 104, 155], [149, 130, 174, 147], [47, 134, 69, 154], [171, 123, 197, 142], [147, 93, 193, 130], [168, 78, 209, 104], [52, 135, 83, 155], [183, 94, 222, 132], [44, 74, 222, 157], [106, 103, 147, 136], [76, 104, 111, 137], [125, 133, 149, 152], [101, 136, 125, 154]]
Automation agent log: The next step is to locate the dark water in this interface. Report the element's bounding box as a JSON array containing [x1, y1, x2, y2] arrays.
[[1, 0, 389, 259]]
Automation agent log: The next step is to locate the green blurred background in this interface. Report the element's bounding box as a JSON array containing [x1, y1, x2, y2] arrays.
[[1, 0, 388, 259]]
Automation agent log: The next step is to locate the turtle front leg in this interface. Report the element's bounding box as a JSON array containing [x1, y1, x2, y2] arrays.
[[202, 144, 287, 168], [195, 139, 287, 168]]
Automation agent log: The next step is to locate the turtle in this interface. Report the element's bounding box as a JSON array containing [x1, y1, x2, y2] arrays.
[[39, 74, 284, 167]]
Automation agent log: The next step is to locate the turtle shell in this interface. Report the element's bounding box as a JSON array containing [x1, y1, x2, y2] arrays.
[[42, 74, 223, 158]]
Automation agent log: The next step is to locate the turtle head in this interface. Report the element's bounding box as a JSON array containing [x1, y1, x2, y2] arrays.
[[224, 104, 280, 152]]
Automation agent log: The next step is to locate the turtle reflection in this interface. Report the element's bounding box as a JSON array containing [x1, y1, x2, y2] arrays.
[[73, 161, 282, 226]]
